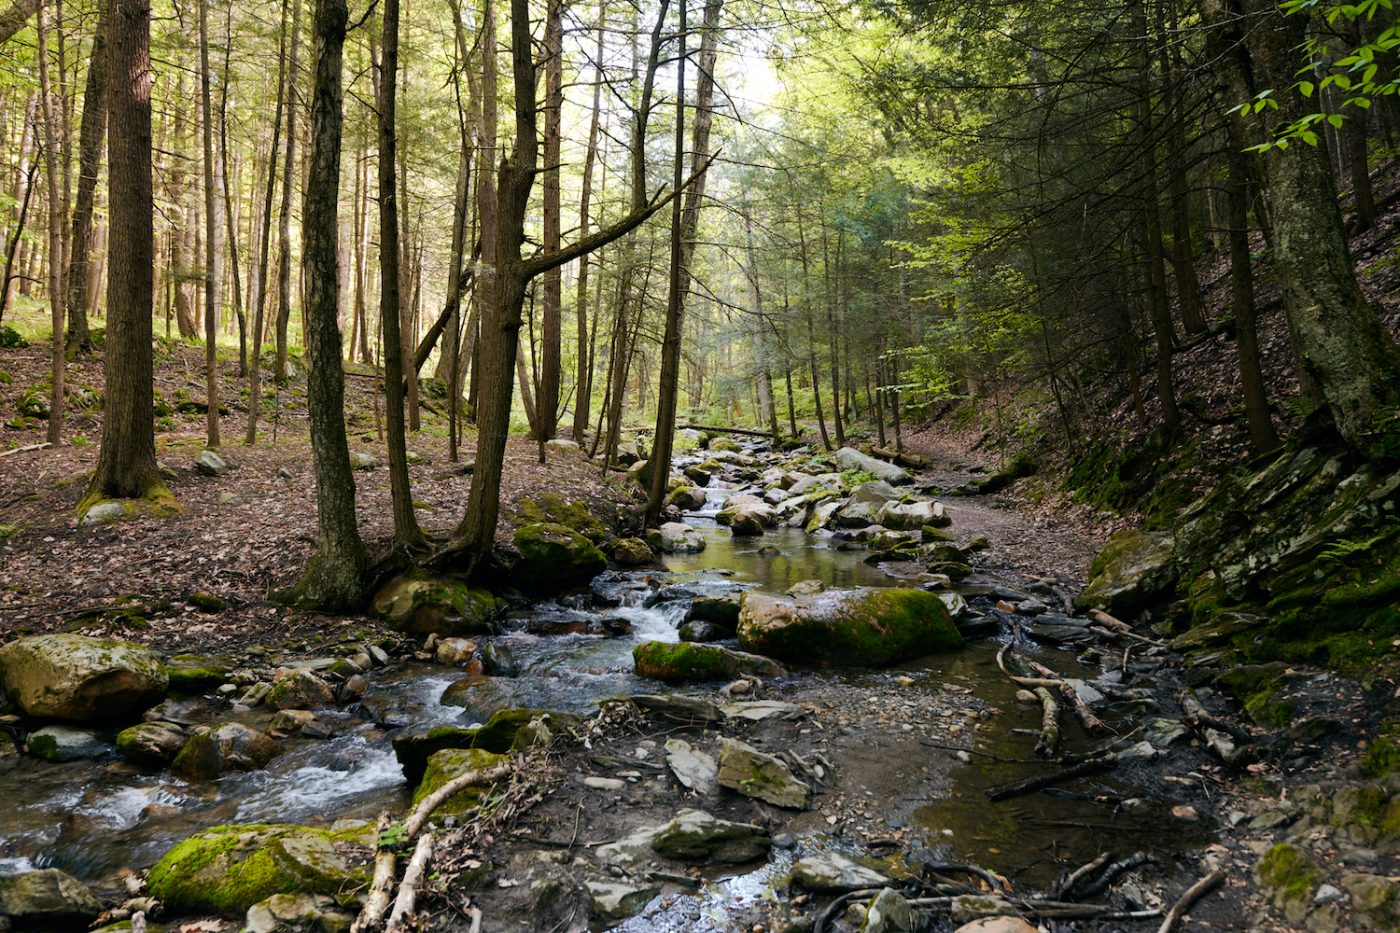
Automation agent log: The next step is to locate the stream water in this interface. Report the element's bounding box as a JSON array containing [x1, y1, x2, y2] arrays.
[[0, 473, 1212, 918]]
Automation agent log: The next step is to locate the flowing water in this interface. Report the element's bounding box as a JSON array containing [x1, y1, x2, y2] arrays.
[[0, 472, 1212, 916]]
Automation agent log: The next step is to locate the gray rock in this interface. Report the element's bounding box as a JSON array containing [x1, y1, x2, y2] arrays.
[[0, 634, 167, 721], [0, 869, 102, 925], [664, 738, 718, 794], [834, 447, 911, 485], [195, 448, 229, 476], [115, 721, 186, 767], [1314, 884, 1346, 905], [80, 501, 127, 526], [658, 522, 706, 554], [27, 725, 110, 762], [876, 500, 944, 531], [245, 893, 352, 932], [790, 852, 890, 892], [350, 451, 380, 471], [787, 579, 826, 597], [586, 881, 659, 923], [863, 888, 914, 932], [650, 808, 770, 863], [1076, 530, 1176, 615], [716, 737, 809, 808], [172, 722, 279, 781], [266, 670, 335, 711], [480, 642, 520, 677]]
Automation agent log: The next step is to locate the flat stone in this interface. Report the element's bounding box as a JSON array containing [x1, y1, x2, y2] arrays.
[[586, 881, 659, 923], [716, 737, 809, 809], [790, 852, 890, 892], [720, 700, 805, 722], [863, 887, 914, 932], [649, 808, 770, 864], [664, 738, 718, 794], [583, 775, 626, 791], [0, 869, 102, 924], [195, 449, 230, 476]]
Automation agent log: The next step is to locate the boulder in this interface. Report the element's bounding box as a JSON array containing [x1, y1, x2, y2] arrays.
[[668, 486, 709, 511], [0, 633, 168, 722], [480, 642, 520, 677], [790, 852, 890, 893], [686, 594, 742, 628], [171, 723, 279, 781], [730, 510, 766, 537], [435, 637, 478, 665], [515, 493, 611, 544], [835, 482, 901, 527], [834, 447, 911, 485], [147, 823, 373, 917], [611, 537, 655, 567], [738, 587, 964, 667], [650, 808, 770, 863], [586, 881, 659, 923], [633, 642, 785, 684], [716, 737, 809, 808], [863, 887, 915, 933], [512, 522, 608, 593], [370, 570, 498, 636], [439, 675, 510, 721], [1076, 530, 1176, 615], [0, 869, 102, 925], [80, 501, 128, 526], [349, 451, 379, 470], [411, 748, 510, 818], [266, 670, 335, 711], [876, 499, 947, 531], [115, 721, 187, 767], [682, 465, 713, 486], [678, 620, 729, 643], [805, 499, 844, 533], [195, 449, 230, 476], [245, 893, 354, 933], [664, 738, 719, 794], [657, 522, 706, 554], [26, 725, 110, 762]]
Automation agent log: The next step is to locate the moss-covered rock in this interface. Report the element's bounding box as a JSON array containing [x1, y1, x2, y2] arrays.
[[411, 748, 509, 818], [511, 522, 608, 593], [164, 653, 232, 692], [633, 641, 784, 684], [370, 570, 498, 636], [392, 709, 575, 785], [516, 494, 611, 544], [0, 633, 168, 722], [738, 587, 963, 667], [146, 823, 372, 917], [1257, 843, 1319, 923], [610, 537, 655, 567], [171, 723, 279, 781], [115, 721, 186, 768], [1076, 530, 1176, 616], [0, 869, 102, 925]]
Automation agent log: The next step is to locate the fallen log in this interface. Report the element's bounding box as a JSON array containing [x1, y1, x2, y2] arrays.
[[0, 442, 50, 459], [985, 757, 1116, 801], [1157, 868, 1226, 933], [677, 423, 773, 438], [871, 445, 929, 469]]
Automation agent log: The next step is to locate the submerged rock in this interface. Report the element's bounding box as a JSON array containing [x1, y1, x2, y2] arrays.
[[171, 722, 279, 781], [0, 869, 102, 925], [0, 633, 168, 722], [370, 570, 498, 637], [147, 823, 373, 917], [633, 641, 785, 684], [716, 737, 809, 808], [738, 587, 963, 667]]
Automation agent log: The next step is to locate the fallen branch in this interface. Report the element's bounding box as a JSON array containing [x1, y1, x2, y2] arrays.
[[1179, 690, 1252, 744], [1157, 868, 1226, 933], [985, 757, 1116, 802], [813, 888, 882, 933], [1023, 657, 1110, 735], [1090, 625, 1168, 649], [1088, 608, 1132, 632], [0, 442, 50, 459], [904, 895, 1160, 922], [678, 422, 772, 438], [1053, 851, 1109, 899], [1034, 686, 1061, 758], [1075, 851, 1153, 899], [352, 815, 398, 933], [404, 762, 513, 838], [385, 833, 434, 932]]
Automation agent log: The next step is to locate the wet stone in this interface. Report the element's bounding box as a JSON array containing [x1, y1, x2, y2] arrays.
[[717, 737, 810, 809], [790, 851, 890, 893]]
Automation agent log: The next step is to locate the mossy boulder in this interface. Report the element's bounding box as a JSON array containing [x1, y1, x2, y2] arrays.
[[146, 823, 373, 917], [668, 486, 709, 511], [610, 537, 655, 567], [0, 869, 102, 926], [1257, 843, 1320, 924], [164, 653, 232, 692], [1075, 529, 1176, 616], [393, 709, 575, 785], [633, 641, 785, 684], [0, 633, 168, 722], [266, 670, 336, 712], [738, 587, 963, 667], [171, 723, 279, 781], [516, 494, 611, 544], [511, 522, 608, 593], [411, 748, 509, 818], [685, 594, 742, 629], [115, 721, 187, 767], [370, 570, 498, 636]]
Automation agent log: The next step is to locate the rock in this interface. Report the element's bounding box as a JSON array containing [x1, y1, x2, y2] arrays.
[[349, 451, 379, 470], [0, 869, 102, 925], [544, 437, 581, 454], [678, 620, 728, 642], [26, 725, 110, 761], [512, 522, 608, 593], [370, 570, 498, 636], [939, 592, 969, 619], [633, 641, 785, 684], [664, 738, 719, 794], [721, 700, 804, 721], [265, 670, 335, 711], [876, 500, 946, 531], [790, 852, 890, 892], [738, 587, 964, 667], [435, 637, 478, 665], [164, 652, 232, 691], [683, 464, 713, 486], [611, 537, 655, 567], [195, 449, 229, 476], [0, 634, 168, 722], [787, 579, 825, 597], [631, 693, 725, 723], [439, 675, 510, 720], [586, 881, 660, 923], [953, 918, 1038, 933], [805, 498, 844, 533], [650, 808, 771, 863], [862, 888, 914, 932], [147, 823, 373, 917], [730, 510, 767, 536], [81, 501, 128, 525], [1314, 884, 1345, 905], [668, 485, 709, 511], [245, 893, 353, 933], [115, 721, 186, 767], [269, 709, 318, 734], [834, 447, 911, 485], [171, 722, 279, 781], [480, 642, 520, 677], [412, 748, 510, 817], [685, 594, 742, 628], [658, 522, 706, 553], [583, 774, 625, 791], [716, 737, 809, 808], [1076, 529, 1176, 615]]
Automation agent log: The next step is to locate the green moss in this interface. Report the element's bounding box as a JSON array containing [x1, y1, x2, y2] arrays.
[[411, 748, 508, 817], [187, 592, 224, 612], [1215, 665, 1295, 728], [511, 522, 607, 593], [1362, 728, 1400, 779], [1257, 843, 1319, 903], [971, 453, 1038, 494], [633, 642, 734, 683], [739, 588, 963, 667], [515, 494, 610, 544]]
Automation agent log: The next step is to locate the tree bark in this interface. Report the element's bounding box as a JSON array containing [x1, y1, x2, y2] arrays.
[[535, 0, 563, 441], [1225, 121, 1278, 455], [64, 0, 106, 355], [90, 0, 161, 499], [292, 0, 366, 609], [571, 0, 606, 443], [273, 0, 301, 384], [0, 0, 37, 45], [36, 0, 66, 446], [198, 0, 221, 447]]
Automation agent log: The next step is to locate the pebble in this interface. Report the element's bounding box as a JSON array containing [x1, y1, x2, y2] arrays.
[[1171, 805, 1200, 821], [1315, 884, 1346, 904]]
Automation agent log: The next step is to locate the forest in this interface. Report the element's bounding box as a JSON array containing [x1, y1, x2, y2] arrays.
[[0, 0, 1398, 929]]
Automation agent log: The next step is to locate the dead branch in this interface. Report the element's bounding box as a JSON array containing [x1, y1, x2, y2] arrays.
[[1157, 868, 1227, 933]]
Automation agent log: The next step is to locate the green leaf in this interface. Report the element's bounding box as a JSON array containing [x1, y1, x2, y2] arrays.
[[1298, 79, 1315, 97]]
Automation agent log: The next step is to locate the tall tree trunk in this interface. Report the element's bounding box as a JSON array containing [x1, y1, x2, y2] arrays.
[[821, 228, 845, 446], [1226, 122, 1278, 454], [90, 0, 161, 499], [0, 97, 37, 322], [535, 0, 563, 442], [273, 0, 301, 384], [218, 0, 246, 377], [377, 0, 424, 549], [0, 0, 39, 45], [198, 0, 221, 447], [571, 0, 605, 443], [292, 0, 366, 608], [36, 0, 65, 446], [64, 0, 106, 355]]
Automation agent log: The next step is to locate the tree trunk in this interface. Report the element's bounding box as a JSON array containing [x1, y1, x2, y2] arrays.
[[64, 0, 107, 355], [0, 97, 37, 323], [198, 0, 221, 447], [273, 0, 301, 384], [535, 0, 563, 441], [90, 0, 161, 499], [378, 0, 424, 549], [292, 0, 366, 609], [218, 0, 246, 377], [0, 0, 39, 45], [36, 0, 66, 446], [571, 0, 606, 443], [1226, 121, 1278, 455]]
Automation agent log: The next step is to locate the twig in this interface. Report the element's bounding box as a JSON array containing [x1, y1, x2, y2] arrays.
[[1024, 657, 1110, 735], [0, 442, 50, 458], [813, 888, 881, 933], [386, 833, 434, 932], [1075, 851, 1153, 899], [352, 814, 398, 933], [1034, 686, 1061, 758], [404, 762, 513, 837], [1157, 868, 1226, 933], [985, 757, 1115, 801], [1053, 851, 1110, 899]]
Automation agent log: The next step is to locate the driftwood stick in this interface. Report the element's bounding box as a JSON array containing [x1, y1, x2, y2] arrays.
[[352, 814, 398, 933], [1054, 851, 1110, 899], [0, 442, 51, 459], [403, 762, 513, 838], [813, 888, 882, 933], [385, 833, 434, 932], [1090, 624, 1168, 648], [466, 906, 482, 933], [1033, 686, 1061, 758], [1024, 657, 1110, 735], [985, 757, 1115, 801], [1180, 689, 1252, 743], [1075, 851, 1154, 899], [1157, 868, 1226, 933], [1088, 608, 1132, 632]]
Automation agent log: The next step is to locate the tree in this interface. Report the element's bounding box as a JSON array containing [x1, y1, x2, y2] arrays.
[[571, 0, 606, 444], [64, 0, 107, 355], [289, 0, 365, 608], [35, 0, 66, 447], [198, 0, 221, 447], [535, 0, 563, 443], [89, 0, 163, 500]]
